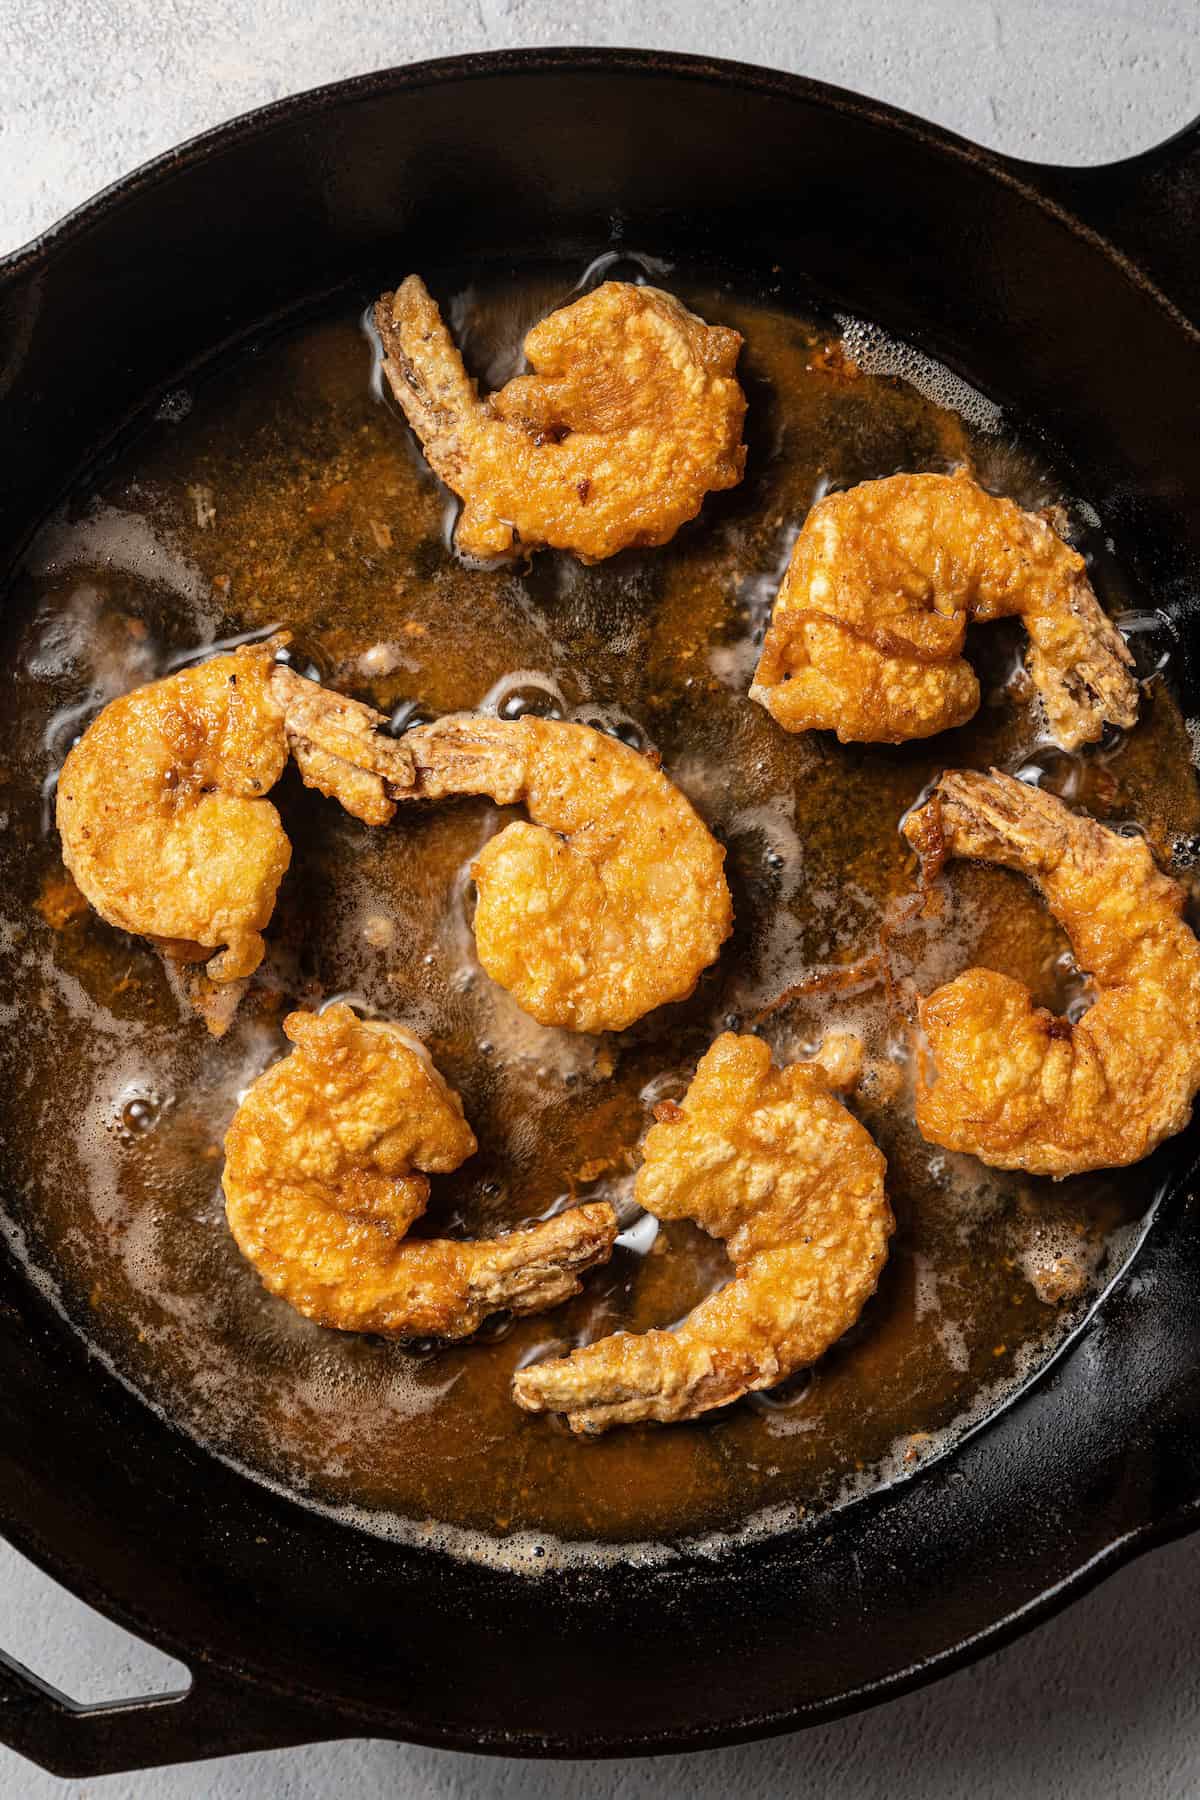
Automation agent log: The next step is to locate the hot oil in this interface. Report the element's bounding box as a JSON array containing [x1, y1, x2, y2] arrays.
[[0, 257, 1197, 1565]]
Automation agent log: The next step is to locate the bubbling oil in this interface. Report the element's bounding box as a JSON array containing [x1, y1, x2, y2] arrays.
[[0, 258, 1197, 1568]]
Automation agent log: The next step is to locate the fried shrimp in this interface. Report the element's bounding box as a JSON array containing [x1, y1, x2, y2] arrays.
[[751, 469, 1138, 749], [903, 770, 1200, 1175], [222, 1004, 618, 1339], [58, 647, 730, 1033], [512, 1032, 892, 1432], [386, 713, 733, 1033], [57, 640, 413, 990], [374, 276, 747, 561]]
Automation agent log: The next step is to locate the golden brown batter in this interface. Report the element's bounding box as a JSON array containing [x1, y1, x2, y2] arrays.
[[57, 641, 414, 989], [375, 277, 747, 560], [514, 1032, 892, 1431], [751, 470, 1138, 747], [57, 641, 292, 984], [392, 712, 733, 1032], [904, 771, 1200, 1174], [223, 1003, 617, 1337]]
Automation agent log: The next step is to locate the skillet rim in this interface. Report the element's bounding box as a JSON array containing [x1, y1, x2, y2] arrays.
[[2, 43, 1198, 337]]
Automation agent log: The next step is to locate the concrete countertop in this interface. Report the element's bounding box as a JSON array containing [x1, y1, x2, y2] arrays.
[[1, 2, 1197, 1794]]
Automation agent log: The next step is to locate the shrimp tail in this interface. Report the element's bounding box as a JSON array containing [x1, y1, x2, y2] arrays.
[[465, 1201, 619, 1321], [513, 1328, 750, 1434], [401, 714, 529, 805], [269, 664, 418, 825], [374, 277, 485, 477], [918, 767, 1074, 880], [1024, 588, 1138, 753]]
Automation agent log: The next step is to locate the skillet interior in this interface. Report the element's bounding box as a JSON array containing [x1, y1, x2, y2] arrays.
[[8, 260, 1190, 1558], [1, 50, 1200, 1773]]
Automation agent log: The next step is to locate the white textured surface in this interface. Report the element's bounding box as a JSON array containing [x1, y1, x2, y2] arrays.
[[3, 0, 1200, 256], [1, 1, 1198, 1794]]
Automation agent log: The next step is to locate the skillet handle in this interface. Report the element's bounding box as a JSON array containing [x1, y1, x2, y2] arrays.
[[0, 1650, 335, 1778], [1005, 115, 1200, 326]]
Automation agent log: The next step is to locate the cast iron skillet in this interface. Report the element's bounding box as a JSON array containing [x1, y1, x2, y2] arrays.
[[1, 47, 1199, 1779]]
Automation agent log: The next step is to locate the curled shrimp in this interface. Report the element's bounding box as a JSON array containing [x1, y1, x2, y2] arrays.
[[56, 640, 412, 987], [387, 713, 733, 1033], [57, 650, 731, 1035], [512, 1032, 892, 1432], [374, 276, 747, 561], [222, 1003, 618, 1339], [751, 469, 1138, 749], [902, 769, 1200, 1174]]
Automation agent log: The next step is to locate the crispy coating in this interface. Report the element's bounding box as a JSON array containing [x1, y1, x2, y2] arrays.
[[395, 714, 733, 1032], [751, 470, 1138, 749], [58, 643, 292, 984], [57, 643, 415, 996], [903, 770, 1200, 1174], [59, 653, 731, 1037], [374, 276, 746, 561], [512, 1033, 892, 1431], [222, 1004, 618, 1339]]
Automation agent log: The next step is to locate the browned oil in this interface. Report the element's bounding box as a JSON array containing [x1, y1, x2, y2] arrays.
[[0, 258, 1197, 1565]]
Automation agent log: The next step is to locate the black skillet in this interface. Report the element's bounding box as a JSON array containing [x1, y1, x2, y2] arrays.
[[1, 47, 1199, 1779]]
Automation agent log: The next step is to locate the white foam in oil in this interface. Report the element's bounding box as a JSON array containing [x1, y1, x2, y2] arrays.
[[836, 315, 1004, 434]]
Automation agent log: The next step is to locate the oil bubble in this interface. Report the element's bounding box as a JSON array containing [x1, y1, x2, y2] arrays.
[[573, 706, 650, 753], [747, 1368, 814, 1414], [112, 1085, 168, 1144], [616, 1211, 660, 1257], [479, 670, 567, 720], [1116, 609, 1176, 680], [499, 688, 565, 722], [572, 249, 673, 294], [386, 700, 435, 736]]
